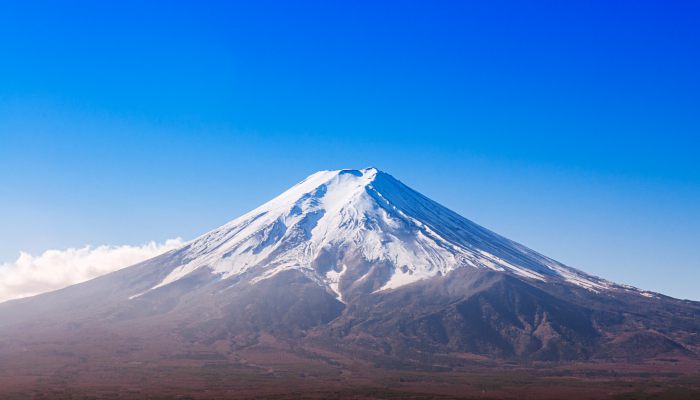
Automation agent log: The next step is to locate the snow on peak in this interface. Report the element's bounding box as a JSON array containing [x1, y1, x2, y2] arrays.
[[146, 168, 615, 298]]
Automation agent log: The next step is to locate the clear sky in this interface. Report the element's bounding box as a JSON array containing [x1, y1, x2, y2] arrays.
[[1, 1, 698, 300]]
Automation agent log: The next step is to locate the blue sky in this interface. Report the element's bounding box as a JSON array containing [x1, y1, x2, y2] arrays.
[[1, 1, 698, 300]]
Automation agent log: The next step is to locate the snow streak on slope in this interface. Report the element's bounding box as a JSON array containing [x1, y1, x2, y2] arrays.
[[146, 168, 614, 299]]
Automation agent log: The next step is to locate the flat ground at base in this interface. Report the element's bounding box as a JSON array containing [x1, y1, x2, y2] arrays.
[[0, 339, 698, 400]]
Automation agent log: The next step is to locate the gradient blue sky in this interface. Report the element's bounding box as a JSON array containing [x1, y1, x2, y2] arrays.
[[1, 1, 698, 300]]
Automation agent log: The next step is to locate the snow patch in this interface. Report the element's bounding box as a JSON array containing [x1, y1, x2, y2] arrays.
[[325, 264, 347, 302]]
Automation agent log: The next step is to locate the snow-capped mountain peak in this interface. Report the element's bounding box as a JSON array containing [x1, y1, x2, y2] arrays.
[[146, 168, 615, 300]]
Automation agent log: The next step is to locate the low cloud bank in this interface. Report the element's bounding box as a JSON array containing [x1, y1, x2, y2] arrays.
[[0, 238, 184, 303]]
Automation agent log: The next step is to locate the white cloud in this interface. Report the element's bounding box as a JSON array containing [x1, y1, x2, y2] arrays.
[[0, 238, 184, 303]]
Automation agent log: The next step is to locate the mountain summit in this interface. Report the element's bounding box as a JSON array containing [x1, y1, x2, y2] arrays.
[[144, 168, 623, 302]]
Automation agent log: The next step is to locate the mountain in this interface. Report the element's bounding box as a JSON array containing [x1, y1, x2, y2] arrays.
[[0, 168, 698, 398]]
